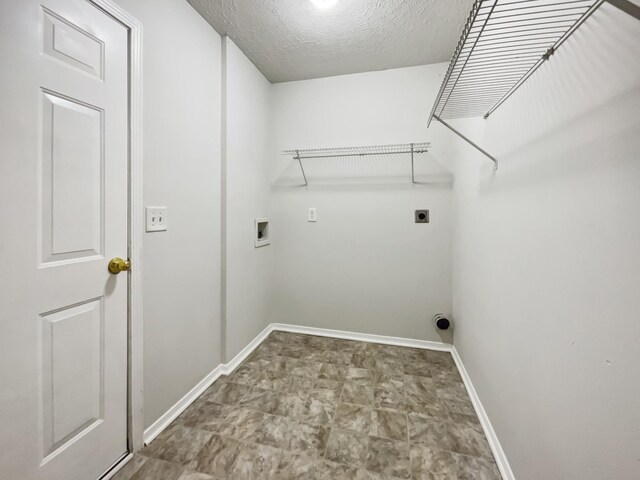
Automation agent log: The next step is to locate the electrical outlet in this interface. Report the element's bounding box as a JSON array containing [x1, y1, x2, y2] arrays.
[[146, 206, 167, 232], [415, 209, 429, 223], [308, 208, 317, 222]]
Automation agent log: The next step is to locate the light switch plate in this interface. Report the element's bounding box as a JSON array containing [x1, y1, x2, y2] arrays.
[[146, 206, 167, 232], [308, 208, 317, 222]]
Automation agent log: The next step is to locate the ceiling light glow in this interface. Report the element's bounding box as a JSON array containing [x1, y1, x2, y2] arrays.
[[310, 0, 339, 10]]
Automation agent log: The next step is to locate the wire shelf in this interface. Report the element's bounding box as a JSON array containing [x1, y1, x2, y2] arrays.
[[281, 143, 432, 186], [429, 0, 604, 122], [283, 143, 430, 159]]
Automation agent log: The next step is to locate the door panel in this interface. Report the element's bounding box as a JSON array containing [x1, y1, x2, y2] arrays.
[[43, 7, 105, 79], [41, 298, 104, 457], [0, 1, 129, 479], [41, 91, 103, 263]]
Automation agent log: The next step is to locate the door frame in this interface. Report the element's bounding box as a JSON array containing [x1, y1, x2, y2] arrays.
[[89, 0, 145, 458]]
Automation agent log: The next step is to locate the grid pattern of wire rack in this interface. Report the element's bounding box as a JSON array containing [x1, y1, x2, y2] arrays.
[[429, 0, 603, 122], [282, 143, 430, 159], [282, 143, 431, 185]]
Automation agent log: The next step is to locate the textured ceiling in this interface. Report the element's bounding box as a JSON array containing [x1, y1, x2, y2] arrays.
[[186, 0, 475, 83]]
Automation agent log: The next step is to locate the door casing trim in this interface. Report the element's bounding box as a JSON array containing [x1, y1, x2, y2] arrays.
[[89, 0, 144, 456]]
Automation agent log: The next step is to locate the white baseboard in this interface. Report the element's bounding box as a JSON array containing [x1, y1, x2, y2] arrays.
[[100, 453, 133, 480], [142, 324, 275, 446], [451, 346, 515, 480], [271, 323, 452, 352], [143, 364, 225, 445], [141, 323, 514, 480], [221, 324, 276, 374]]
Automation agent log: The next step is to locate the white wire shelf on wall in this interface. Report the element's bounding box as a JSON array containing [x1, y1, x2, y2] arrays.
[[430, 0, 604, 122], [280, 143, 448, 186], [427, 0, 640, 167]]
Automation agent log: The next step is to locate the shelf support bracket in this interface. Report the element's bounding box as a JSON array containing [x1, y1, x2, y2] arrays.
[[433, 115, 498, 171], [410, 143, 415, 183], [295, 150, 308, 186]]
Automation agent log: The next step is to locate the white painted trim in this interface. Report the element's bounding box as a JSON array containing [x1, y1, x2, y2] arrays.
[[143, 364, 226, 445], [220, 36, 228, 363], [451, 346, 516, 480], [142, 324, 275, 445], [271, 323, 452, 352], [89, 0, 145, 453], [222, 324, 275, 374], [100, 453, 133, 480]]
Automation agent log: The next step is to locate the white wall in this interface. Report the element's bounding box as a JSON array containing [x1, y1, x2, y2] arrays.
[[222, 38, 273, 361], [113, 0, 222, 429], [270, 65, 455, 343], [450, 4, 640, 480]]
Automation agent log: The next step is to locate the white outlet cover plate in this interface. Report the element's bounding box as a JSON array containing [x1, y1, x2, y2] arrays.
[[146, 206, 167, 232], [308, 208, 317, 222]]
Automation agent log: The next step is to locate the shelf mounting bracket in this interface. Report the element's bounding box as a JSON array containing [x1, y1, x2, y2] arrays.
[[295, 149, 308, 186], [433, 115, 498, 171], [410, 143, 415, 183]]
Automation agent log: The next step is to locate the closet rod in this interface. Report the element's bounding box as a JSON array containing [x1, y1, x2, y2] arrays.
[[433, 115, 498, 170]]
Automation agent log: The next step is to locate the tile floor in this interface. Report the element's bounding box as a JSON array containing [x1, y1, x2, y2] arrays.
[[113, 331, 501, 480]]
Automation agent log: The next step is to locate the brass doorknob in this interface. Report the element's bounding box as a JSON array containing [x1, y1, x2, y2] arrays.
[[108, 257, 131, 274]]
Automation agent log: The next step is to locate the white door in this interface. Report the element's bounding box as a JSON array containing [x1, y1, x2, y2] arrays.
[[0, 0, 129, 479]]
